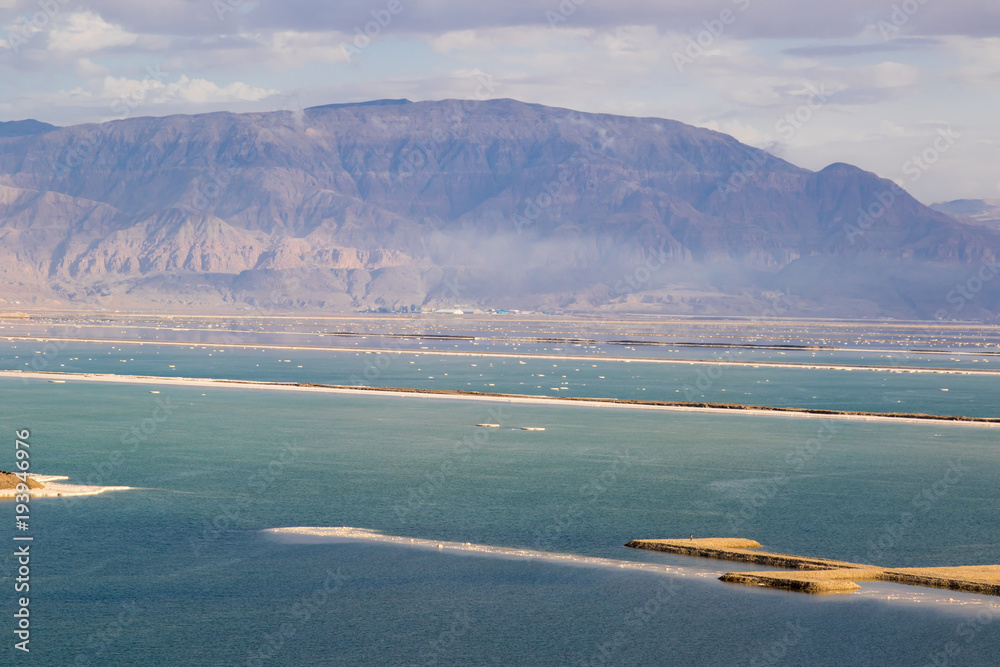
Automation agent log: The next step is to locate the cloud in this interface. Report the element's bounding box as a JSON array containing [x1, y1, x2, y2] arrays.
[[943, 36, 1000, 85], [701, 119, 767, 146], [244, 30, 352, 68], [1, 0, 995, 41], [74, 57, 111, 78], [0, 1, 996, 203], [782, 38, 940, 58], [47, 11, 137, 53], [24, 72, 278, 120], [159, 75, 277, 104]]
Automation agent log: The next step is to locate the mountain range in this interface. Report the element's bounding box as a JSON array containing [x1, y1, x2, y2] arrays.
[[0, 99, 997, 320]]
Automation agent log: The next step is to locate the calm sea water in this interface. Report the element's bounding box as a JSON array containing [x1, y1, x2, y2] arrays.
[[1, 341, 999, 418], [2, 373, 999, 665]]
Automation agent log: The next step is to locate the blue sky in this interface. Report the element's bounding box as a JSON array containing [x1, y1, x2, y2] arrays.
[[1, 0, 998, 202]]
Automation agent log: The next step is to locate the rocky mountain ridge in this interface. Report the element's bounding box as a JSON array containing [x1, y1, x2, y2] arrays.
[[0, 99, 997, 319]]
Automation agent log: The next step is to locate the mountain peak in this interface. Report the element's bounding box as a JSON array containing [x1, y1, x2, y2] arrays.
[[0, 99, 997, 318], [306, 99, 412, 111], [819, 162, 866, 174], [0, 119, 59, 138]]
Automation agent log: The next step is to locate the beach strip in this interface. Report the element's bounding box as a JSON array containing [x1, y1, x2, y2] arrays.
[[3, 370, 999, 426]]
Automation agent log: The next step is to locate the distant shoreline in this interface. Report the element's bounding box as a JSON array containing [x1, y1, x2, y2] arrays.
[[3, 370, 999, 426], [2, 334, 1000, 375]]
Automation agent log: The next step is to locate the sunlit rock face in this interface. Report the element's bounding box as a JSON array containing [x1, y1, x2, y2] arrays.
[[1, 99, 997, 318]]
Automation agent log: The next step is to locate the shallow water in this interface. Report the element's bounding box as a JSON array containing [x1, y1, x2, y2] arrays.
[[2, 340, 999, 417], [2, 373, 999, 665]]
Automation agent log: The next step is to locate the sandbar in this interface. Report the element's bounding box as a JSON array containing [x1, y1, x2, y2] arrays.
[[627, 538, 1000, 596], [3, 370, 998, 427], [0, 471, 132, 498]]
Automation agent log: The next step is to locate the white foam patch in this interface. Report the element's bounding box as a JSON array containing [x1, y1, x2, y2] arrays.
[[0, 475, 132, 498], [262, 527, 1000, 613], [851, 583, 1000, 611], [262, 526, 724, 578]]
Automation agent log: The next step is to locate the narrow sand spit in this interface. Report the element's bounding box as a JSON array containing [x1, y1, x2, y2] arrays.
[[0, 471, 131, 498], [4, 370, 999, 427], [627, 538, 1000, 595]]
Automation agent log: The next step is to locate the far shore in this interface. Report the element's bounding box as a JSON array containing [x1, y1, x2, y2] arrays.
[[2, 369, 999, 426], [3, 333, 999, 376]]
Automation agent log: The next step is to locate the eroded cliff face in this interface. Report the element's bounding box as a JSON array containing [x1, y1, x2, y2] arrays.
[[0, 99, 997, 318]]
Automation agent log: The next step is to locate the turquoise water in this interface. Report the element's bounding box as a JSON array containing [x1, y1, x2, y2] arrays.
[[2, 341, 999, 417], [2, 376, 999, 665]]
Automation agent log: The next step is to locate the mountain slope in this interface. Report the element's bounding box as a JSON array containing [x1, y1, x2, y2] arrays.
[[0, 120, 58, 138], [0, 99, 997, 319], [931, 199, 1000, 231]]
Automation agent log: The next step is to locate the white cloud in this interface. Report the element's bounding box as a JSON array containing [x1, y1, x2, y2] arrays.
[[244, 30, 352, 68], [24, 73, 278, 118], [159, 75, 277, 104], [943, 36, 1000, 85], [74, 57, 110, 78], [868, 61, 921, 88], [47, 11, 137, 53], [879, 120, 907, 137], [428, 26, 592, 54], [702, 119, 768, 146]]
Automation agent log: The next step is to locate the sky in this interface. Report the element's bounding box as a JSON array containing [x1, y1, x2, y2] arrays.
[[1, 0, 998, 203]]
